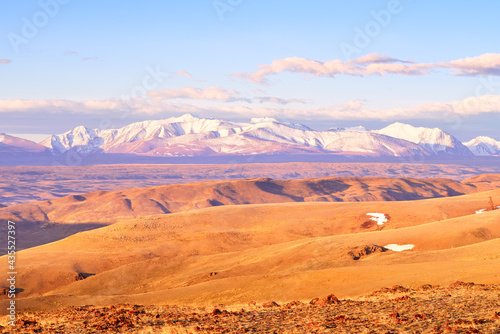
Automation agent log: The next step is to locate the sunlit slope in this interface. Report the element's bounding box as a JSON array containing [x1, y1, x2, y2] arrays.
[[0, 176, 492, 224], [3, 189, 499, 310]]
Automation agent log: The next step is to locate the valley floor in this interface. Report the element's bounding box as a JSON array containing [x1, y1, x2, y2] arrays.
[[2, 160, 500, 206]]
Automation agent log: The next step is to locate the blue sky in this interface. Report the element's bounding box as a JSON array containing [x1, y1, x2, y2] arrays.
[[1, 0, 500, 141]]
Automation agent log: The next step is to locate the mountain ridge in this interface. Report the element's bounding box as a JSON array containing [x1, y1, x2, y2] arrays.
[[0, 133, 47, 153], [1, 174, 498, 225], [38, 114, 479, 158], [465, 136, 500, 156]]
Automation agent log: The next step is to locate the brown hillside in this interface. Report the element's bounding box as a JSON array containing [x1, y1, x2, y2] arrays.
[[2, 188, 500, 312], [462, 173, 500, 191], [0, 176, 489, 225]]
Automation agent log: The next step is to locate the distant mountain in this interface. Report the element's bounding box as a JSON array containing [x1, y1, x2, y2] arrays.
[[0, 133, 47, 153], [464, 136, 500, 156], [374, 122, 473, 157], [41, 114, 429, 158]]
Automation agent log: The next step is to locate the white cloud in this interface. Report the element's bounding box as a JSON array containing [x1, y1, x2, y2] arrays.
[[441, 53, 500, 76], [233, 53, 432, 83], [175, 70, 192, 78], [148, 87, 239, 101], [145, 87, 306, 105], [255, 96, 308, 105], [203, 95, 500, 121], [234, 53, 500, 83], [0, 99, 121, 113], [1, 95, 498, 122]]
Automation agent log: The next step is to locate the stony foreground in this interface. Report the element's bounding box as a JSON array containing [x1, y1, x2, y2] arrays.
[[3, 282, 500, 333]]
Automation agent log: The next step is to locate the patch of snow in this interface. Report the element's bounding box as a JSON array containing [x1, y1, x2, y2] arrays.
[[476, 207, 500, 214], [366, 213, 387, 225], [384, 244, 414, 252]]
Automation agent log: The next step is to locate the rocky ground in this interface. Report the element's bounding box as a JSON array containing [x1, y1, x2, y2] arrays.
[[3, 282, 500, 333]]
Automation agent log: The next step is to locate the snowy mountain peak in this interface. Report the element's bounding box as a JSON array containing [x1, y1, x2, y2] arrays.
[[465, 136, 499, 145], [464, 136, 500, 156], [167, 113, 200, 123], [375, 122, 473, 157], [378, 122, 441, 138], [41, 117, 481, 159], [73, 125, 91, 133], [39, 125, 103, 154], [248, 117, 312, 131]]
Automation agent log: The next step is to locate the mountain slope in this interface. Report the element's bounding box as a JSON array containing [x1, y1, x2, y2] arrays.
[[464, 136, 500, 156], [0, 133, 47, 153], [375, 122, 473, 157], [41, 115, 429, 157]]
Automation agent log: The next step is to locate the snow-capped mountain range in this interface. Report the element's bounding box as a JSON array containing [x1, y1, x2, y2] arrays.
[[464, 136, 500, 156], [32, 114, 476, 158], [5, 114, 498, 158]]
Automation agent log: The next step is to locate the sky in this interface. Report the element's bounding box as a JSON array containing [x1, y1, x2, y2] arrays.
[[1, 0, 500, 142]]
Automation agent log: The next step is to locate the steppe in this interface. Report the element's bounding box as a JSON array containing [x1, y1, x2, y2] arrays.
[[2, 161, 500, 207], [1, 162, 500, 332]]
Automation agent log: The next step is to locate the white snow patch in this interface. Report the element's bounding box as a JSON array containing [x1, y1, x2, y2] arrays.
[[476, 207, 500, 214], [366, 213, 388, 225], [384, 244, 414, 252]]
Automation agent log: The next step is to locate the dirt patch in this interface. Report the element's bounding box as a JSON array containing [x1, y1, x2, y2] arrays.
[[348, 244, 387, 260], [360, 220, 376, 229]]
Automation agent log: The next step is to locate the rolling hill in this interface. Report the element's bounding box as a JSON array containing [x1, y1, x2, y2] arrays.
[[2, 187, 499, 312], [0, 175, 491, 224]]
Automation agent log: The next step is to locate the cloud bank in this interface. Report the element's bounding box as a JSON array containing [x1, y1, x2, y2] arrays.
[[1, 95, 499, 122], [234, 53, 500, 83], [148, 87, 239, 101]]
